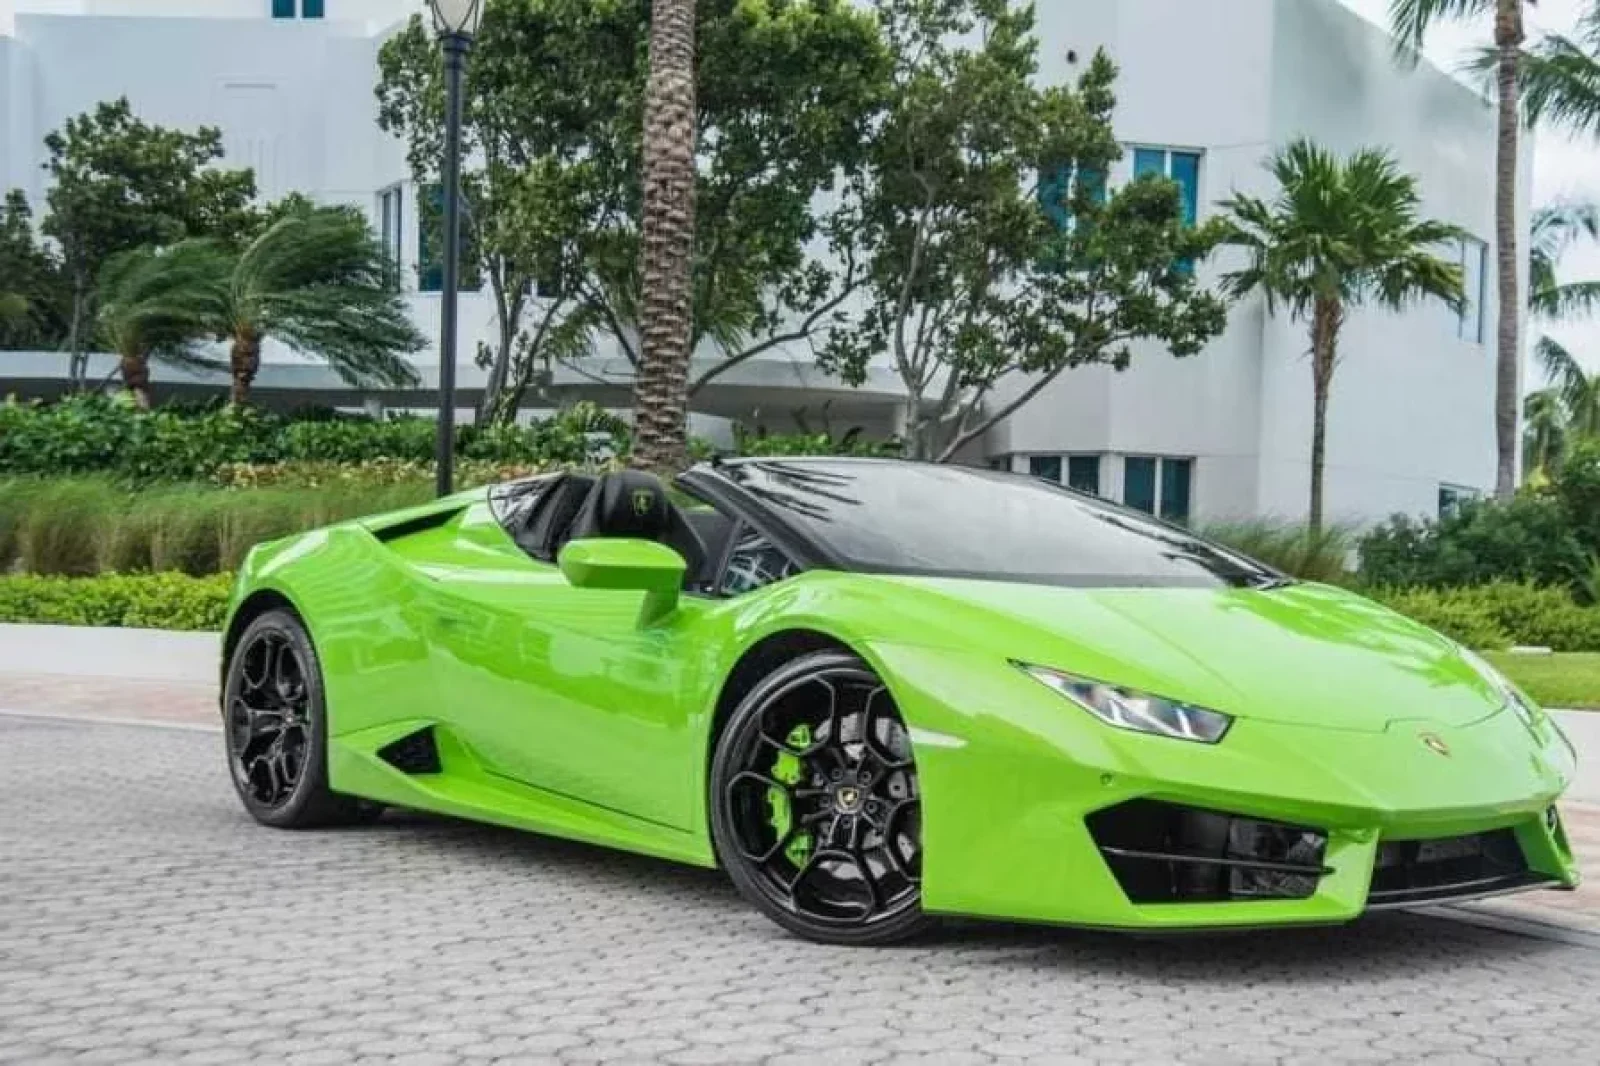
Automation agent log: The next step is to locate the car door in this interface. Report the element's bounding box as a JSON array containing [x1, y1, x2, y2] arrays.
[[420, 487, 736, 831]]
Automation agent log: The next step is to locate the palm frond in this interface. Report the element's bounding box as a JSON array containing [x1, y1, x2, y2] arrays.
[[1388, 0, 1497, 59], [1519, 32, 1600, 136]]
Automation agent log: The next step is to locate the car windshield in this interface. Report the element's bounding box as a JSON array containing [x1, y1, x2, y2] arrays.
[[714, 459, 1280, 589]]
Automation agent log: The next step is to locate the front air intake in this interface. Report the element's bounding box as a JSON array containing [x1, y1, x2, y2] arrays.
[[1366, 829, 1539, 908], [1087, 799, 1331, 903]]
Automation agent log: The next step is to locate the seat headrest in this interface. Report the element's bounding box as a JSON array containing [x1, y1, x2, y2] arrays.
[[581, 470, 671, 539]]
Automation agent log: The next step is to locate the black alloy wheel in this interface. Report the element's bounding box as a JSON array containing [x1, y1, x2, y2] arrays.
[[222, 609, 375, 828], [711, 650, 932, 945]]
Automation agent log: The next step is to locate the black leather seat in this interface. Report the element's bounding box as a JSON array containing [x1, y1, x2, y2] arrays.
[[560, 470, 708, 585]]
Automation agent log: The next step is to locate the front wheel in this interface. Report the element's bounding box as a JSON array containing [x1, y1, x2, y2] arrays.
[[222, 609, 375, 829], [710, 651, 932, 945]]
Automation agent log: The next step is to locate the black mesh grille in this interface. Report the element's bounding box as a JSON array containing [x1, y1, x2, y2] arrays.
[[377, 728, 441, 774], [1087, 799, 1330, 904], [1367, 828, 1535, 908]]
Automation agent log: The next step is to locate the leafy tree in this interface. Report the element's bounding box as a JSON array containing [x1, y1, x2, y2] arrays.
[[1519, 199, 1600, 478], [1219, 140, 1465, 533], [0, 190, 69, 350], [39, 97, 257, 385], [375, 0, 889, 432], [819, 0, 1227, 461], [1390, 0, 1530, 501], [633, 0, 700, 472], [94, 245, 225, 409], [165, 204, 425, 405]]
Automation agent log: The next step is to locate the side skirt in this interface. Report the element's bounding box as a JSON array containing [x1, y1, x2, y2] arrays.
[[328, 719, 717, 870]]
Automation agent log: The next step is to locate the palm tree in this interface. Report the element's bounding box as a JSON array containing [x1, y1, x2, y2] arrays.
[[94, 245, 227, 409], [631, 0, 698, 473], [171, 205, 424, 406], [1390, 0, 1528, 501], [1526, 334, 1600, 468], [1509, 5, 1600, 137], [1523, 384, 1569, 478], [1531, 199, 1600, 319], [1219, 140, 1466, 533]]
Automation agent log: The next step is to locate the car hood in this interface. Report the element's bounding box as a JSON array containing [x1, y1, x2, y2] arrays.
[[873, 576, 1504, 734]]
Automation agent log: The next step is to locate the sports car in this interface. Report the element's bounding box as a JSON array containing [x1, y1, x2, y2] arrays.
[[221, 457, 1580, 944]]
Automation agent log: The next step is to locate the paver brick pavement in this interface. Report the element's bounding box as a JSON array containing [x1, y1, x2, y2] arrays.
[[5, 716, 1600, 1064]]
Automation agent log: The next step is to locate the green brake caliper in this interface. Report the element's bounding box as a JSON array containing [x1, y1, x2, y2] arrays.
[[768, 723, 814, 867]]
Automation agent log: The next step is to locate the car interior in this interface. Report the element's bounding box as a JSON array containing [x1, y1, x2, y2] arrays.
[[511, 471, 737, 593]]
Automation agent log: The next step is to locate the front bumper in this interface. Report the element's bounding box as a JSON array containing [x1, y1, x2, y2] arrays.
[[869, 642, 1580, 930]]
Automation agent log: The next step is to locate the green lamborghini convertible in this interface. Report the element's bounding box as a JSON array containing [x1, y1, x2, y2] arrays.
[[221, 457, 1580, 944]]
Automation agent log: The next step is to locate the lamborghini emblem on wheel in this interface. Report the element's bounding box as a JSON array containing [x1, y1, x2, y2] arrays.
[[631, 489, 653, 517], [1420, 732, 1451, 757]]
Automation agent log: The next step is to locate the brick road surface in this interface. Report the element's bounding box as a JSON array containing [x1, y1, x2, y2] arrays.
[[4, 715, 1600, 1065]]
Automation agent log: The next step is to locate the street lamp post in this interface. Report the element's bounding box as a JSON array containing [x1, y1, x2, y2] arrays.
[[427, 0, 484, 498]]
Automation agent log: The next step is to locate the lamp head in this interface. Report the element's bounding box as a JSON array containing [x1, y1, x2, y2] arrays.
[[427, 0, 484, 39]]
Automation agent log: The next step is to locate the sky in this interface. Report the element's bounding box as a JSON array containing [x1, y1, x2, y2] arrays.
[[1341, 0, 1600, 380]]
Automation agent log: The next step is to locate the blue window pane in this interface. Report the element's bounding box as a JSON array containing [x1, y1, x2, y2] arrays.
[[1080, 166, 1106, 205], [302, 0, 325, 17], [1160, 459, 1193, 524], [272, 0, 295, 17], [1029, 455, 1063, 484], [1170, 152, 1200, 226], [1038, 164, 1071, 230], [1067, 455, 1100, 496], [1124, 457, 1157, 514], [1133, 148, 1166, 179]]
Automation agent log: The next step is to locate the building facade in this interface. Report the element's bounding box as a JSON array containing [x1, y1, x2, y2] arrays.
[[0, 0, 1523, 524]]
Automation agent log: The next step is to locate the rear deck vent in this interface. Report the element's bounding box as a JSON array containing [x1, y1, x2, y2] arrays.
[[377, 727, 442, 774], [371, 507, 465, 544], [1087, 799, 1331, 904]]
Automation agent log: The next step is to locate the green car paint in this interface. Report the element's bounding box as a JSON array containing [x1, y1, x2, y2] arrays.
[[225, 484, 1580, 930]]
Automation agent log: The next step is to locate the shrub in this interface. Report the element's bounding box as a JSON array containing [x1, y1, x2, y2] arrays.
[[1357, 495, 1587, 591], [1202, 519, 1354, 583], [0, 572, 232, 630], [0, 395, 626, 482], [0, 476, 432, 576], [1369, 581, 1600, 652], [730, 425, 903, 458]]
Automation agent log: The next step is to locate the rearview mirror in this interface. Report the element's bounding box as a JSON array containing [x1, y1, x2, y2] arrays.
[[558, 537, 685, 626]]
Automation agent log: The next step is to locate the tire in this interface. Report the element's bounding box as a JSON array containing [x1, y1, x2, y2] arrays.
[[710, 650, 934, 946], [221, 609, 377, 829]]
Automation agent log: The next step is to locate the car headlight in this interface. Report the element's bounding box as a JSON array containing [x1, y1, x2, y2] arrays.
[[1016, 663, 1232, 744]]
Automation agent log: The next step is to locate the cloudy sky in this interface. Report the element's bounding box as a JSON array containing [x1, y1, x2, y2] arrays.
[[1340, 0, 1600, 379]]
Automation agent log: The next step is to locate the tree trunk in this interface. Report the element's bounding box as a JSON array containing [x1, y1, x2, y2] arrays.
[[1493, 0, 1524, 500], [1308, 298, 1343, 536], [119, 350, 151, 410], [631, 0, 698, 475], [229, 328, 261, 408], [66, 274, 90, 390]]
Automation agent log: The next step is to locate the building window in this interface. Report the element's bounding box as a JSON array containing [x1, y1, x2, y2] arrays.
[[1067, 455, 1101, 496], [272, 0, 295, 17], [1123, 456, 1193, 524], [1132, 147, 1202, 226], [418, 184, 482, 293], [1028, 455, 1063, 483], [377, 185, 403, 291], [302, 0, 325, 17], [1439, 483, 1480, 519], [1039, 164, 1106, 230], [1458, 237, 1486, 344]]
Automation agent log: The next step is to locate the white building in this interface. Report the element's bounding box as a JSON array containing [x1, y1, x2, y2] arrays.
[[0, 0, 1522, 525]]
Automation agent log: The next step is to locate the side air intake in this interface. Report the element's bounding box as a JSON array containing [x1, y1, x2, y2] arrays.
[[377, 727, 442, 774]]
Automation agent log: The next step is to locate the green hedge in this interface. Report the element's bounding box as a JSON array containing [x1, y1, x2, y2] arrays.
[[0, 572, 231, 630], [0, 395, 628, 482], [1368, 582, 1600, 652]]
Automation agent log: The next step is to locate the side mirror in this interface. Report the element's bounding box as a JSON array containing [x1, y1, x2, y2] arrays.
[[558, 537, 685, 626]]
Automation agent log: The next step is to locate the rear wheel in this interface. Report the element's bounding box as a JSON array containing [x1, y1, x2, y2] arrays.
[[710, 651, 932, 945], [222, 610, 375, 828]]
